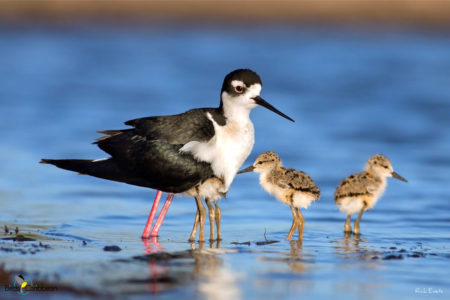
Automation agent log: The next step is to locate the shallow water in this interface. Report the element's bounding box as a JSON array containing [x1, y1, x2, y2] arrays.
[[0, 24, 449, 299]]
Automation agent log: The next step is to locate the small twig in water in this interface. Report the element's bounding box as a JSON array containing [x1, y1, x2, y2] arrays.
[[255, 229, 279, 246]]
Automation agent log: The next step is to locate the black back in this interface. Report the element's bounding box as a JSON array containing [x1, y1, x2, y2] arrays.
[[94, 107, 226, 192]]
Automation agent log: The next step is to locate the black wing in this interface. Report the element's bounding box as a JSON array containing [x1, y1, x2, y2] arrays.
[[123, 107, 226, 144], [93, 107, 225, 192], [95, 132, 214, 192]]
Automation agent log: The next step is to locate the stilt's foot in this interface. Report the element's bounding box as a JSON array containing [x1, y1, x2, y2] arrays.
[[194, 196, 206, 243], [296, 208, 305, 241], [353, 208, 364, 236], [142, 190, 163, 239], [344, 215, 352, 233], [287, 206, 298, 241], [205, 198, 216, 242], [198, 234, 205, 242], [214, 202, 222, 243], [189, 210, 200, 243], [298, 222, 304, 240], [197, 240, 205, 250]]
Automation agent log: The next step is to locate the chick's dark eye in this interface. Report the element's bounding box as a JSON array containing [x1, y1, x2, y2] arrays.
[[235, 86, 243, 93]]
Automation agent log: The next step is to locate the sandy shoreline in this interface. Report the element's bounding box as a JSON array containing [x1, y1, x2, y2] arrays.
[[1, 0, 450, 27]]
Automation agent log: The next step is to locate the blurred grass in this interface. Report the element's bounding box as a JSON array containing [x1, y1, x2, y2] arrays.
[[0, 0, 449, 27]]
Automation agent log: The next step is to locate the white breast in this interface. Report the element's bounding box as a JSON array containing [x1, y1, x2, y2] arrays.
[[180, 112, 254, 192], [259, 173, 316, 209], [366, 178, 387, 209], [259, 173, 280, 198]]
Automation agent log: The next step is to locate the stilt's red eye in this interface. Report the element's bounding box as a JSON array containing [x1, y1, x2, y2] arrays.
[[235, 86, 244, 93]]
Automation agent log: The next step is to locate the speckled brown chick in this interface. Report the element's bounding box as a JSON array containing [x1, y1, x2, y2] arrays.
[[335, 154, 407, 235], [239, 152, 320, 240]]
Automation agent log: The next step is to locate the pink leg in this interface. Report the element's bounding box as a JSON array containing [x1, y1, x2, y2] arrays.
[[150, 193, 174, 237], [142, 237, 162, 254], [142, 190, 163, 239]]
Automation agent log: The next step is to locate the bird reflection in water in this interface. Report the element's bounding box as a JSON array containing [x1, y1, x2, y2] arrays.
[[333, 233, 381, 261], [194, 248, 241, 300], [190, 240, 241, 300], [255, 239, 307, 273], [288, 239, 306, 273], [142, 237, 166, 294], [142, 236, 162, 254], [332, 235, 385, 295], [190, 239, 222, 251], [141, 237, 240, 298]]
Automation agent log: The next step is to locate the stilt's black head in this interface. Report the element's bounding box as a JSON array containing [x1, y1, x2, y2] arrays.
[[220, 69, 294, 122], [221, 69, 262, 95]]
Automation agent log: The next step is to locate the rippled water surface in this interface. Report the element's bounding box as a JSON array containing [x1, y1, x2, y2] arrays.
[[0, 24, 449, 299]]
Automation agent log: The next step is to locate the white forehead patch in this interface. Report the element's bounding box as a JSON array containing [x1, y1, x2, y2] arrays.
[[247, 83, 261, 95], [231, 80, 246, 88]]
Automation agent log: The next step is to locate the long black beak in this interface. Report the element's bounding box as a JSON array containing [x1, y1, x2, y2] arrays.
[[238, 165, 255, 174], [392, 171, 408, 182], [253, 96, 294, 122]]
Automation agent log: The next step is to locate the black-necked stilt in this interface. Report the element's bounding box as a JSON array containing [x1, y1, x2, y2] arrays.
[[334, 154, 407, 235], [41, 69, 294, 241], [238, 152, 320, 240]]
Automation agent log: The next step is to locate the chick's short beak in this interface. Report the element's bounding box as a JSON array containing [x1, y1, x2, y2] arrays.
[[392, 171, 408, 182], [238, 165, 255, 174]]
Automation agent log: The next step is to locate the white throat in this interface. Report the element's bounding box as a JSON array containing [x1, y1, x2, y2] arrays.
[[221, 83, 261, 124]]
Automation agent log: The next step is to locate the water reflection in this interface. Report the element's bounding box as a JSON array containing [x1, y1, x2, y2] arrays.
[[254, 239, 308, 273], [332, 235, 385, 299], [195, 249, 241, 300], [142, 237, 162, 254], [140, 238, 240, 299], [333, 234, 382, 263], [142, 238, 166, 294], [288, 240, 306, 273], [333, 234, 370, 259], [190, 239, 222, 251]]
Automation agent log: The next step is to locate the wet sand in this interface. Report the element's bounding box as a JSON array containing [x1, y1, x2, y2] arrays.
[[1, 224, 445, 299]]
